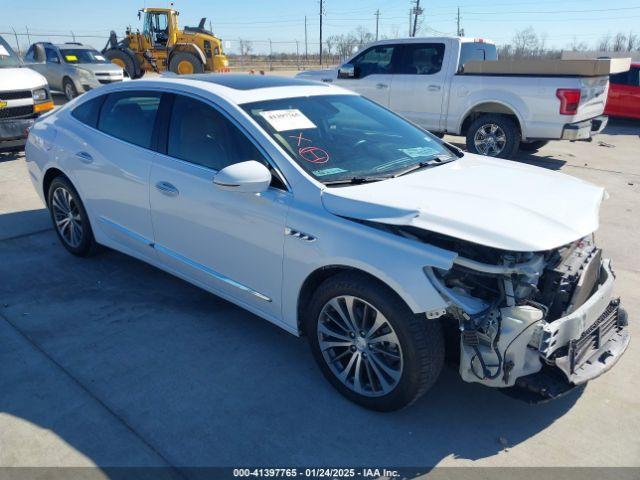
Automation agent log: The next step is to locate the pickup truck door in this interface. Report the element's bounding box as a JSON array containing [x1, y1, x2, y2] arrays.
[[334, 44, 402, 107], [389, 43, 448, 131]]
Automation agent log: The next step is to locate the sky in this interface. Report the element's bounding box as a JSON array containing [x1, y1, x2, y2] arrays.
[[2, 0, 640, 54]]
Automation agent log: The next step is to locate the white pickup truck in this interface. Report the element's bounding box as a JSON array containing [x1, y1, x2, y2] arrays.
[[0, 35, 54, 149], [297, 37, 610, 158]]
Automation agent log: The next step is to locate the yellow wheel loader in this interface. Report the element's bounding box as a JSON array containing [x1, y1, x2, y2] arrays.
[[102, 7, 229, 78]]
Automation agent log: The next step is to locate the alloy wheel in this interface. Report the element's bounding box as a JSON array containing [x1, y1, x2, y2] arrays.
[[473, 123, 507, 156], [51, 187, 83, 248], [317, 295, 403, 397]]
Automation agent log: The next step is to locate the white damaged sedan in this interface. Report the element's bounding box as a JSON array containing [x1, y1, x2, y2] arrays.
[[25, 75, 629, 411]]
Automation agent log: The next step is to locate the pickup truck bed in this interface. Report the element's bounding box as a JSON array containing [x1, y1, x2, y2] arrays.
[[297, 37, 629, 159]]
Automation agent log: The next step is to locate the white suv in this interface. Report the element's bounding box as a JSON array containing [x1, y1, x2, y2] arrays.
[[25, 75, 629, 410]]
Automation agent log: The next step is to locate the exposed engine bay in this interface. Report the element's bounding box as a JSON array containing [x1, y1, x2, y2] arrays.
[[382, 224, 630, 399]]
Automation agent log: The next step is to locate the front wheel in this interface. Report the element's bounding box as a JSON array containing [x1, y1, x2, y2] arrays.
[[63, 78, 78, 101], [465, 114, 520, 159], [305, 272, 444, 411]]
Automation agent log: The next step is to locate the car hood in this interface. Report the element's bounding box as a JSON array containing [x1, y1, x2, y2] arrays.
[[321, 154, 607, 252], [76, 63, 122, 74], [0, 67, 47, 91]]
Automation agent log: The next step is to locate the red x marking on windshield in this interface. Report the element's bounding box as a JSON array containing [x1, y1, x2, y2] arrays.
[[289, 132, 311, 147]]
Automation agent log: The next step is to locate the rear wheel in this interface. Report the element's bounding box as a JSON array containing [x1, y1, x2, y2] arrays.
[[63, 78, 78, 101], [466, 114, 520, 159], [47, 176, 97, 257], [520, 140, 549, 152], [305, 272, 444, 411], [169, 52, 204, 75]]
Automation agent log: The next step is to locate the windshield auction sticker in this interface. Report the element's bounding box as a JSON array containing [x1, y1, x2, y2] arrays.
[[259, 109, 316, 132], [399, 146, 439, 158], [65, 55, 78, 62]]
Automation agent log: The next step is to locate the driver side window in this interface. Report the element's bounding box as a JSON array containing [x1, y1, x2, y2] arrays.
[[351, 45, 396, 79]]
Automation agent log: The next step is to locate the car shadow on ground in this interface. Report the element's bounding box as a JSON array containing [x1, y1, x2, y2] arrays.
[[0, 147, 24, 163], [0, 218, 583, 474]]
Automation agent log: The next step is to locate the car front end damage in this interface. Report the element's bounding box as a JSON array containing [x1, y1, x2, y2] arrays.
[[419, 232, 630, 400]]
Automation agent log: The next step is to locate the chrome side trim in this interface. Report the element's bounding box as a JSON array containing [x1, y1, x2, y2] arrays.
[[285, 227, 316, 242], [98, 216, 154, 247], [154, 243, 272, 302]]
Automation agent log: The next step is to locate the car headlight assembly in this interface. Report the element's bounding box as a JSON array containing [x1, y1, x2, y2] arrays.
[[32, 88, 48, 102], [77, 68, 95, 82]]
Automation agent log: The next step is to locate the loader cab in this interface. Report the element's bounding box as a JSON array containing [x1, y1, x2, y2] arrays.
[[140, 8, 178, 49]]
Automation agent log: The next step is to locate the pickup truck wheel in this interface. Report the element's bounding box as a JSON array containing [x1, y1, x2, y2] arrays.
[[520, 140, 549, 152], [305, 272, 444, 411], [47, 176, 97, 257], [466, 114, 520, 159]]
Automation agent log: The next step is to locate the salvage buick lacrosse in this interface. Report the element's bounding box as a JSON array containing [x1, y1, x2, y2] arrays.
[[25, 75, 629, 411]]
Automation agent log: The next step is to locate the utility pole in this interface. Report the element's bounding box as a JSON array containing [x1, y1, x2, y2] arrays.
[[411, 0, 423, 37], [319, 0, 325, 67], [456, 7, 462, 37], [304, 15, 308, 61], [374, 9, 380, 41], [409, 9, 412, 36]]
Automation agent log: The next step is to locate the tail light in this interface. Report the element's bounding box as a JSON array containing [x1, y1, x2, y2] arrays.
[[556, 88, 581, 115]]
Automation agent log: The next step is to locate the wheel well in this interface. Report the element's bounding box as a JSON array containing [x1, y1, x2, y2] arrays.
[[461, 103, 522, 136], [296, 265, 405, 335], [169, 44, 205, 65], [42, 168, 66, 206]]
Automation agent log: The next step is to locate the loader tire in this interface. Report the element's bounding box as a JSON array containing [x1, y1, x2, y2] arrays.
[[104, 49, 139, 79], [169, 52, 204, 75]]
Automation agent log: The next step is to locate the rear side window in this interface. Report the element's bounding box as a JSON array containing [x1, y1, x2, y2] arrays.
[[71, 96, 105, 128], [398, 43, 445, 75], [98, 91, 162, 148], [167, 94, 266, 171], [458, 42, 498, 70], [612, 67, 640, 87]]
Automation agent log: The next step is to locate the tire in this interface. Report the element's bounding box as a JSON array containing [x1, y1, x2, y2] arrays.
[[104, 48, 138, 79], [520, 140, 549, 152], [304, 272, 444, 411], [47, 176, 97, 257], [466, 114, 521, 159], [169, 52, 204, 75], [63, 78, 78, 101]]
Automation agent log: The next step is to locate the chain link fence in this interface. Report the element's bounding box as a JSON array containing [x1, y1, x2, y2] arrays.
[[0, 28, 347, 72]]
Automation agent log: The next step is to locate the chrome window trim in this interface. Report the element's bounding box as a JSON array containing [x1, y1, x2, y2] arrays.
[[68, 86, 292, 192]]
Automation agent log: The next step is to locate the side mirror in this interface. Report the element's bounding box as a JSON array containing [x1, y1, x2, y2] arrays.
[[213, 160, 272, 193], [338, 63, 355, 79]]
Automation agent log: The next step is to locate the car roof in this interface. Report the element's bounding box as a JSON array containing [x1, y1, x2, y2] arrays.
[[147, 73, 355, 104], [55, 43, 94, 50], [181, 73, 326, 90]]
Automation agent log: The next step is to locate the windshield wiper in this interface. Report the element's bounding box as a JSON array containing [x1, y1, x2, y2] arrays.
[[323, 176, 389, 186], [392, 155, 453, 178]]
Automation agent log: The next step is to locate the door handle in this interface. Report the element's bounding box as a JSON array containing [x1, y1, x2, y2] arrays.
[[427, 84, 441, 92], [375, 83, 389, 89], [155, 181, 179, 197], [75, 151, 93, 163]]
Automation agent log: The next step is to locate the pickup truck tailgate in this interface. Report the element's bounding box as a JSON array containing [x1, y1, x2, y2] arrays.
[[576, 76, 609, 122]]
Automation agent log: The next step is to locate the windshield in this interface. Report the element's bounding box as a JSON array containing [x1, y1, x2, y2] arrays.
[[0, 36, 21, 68], [242, 95, 455, 184], [60, 48, 108, 64]]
